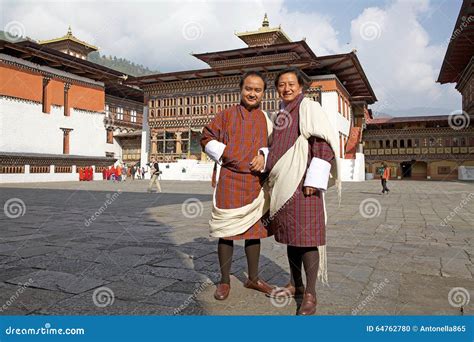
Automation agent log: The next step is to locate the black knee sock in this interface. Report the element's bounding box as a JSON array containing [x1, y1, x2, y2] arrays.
[[287, 245, 304, 288], [302, 247, 319, 296], [218, 238, 234, 284], [244, 239, 261, 282]]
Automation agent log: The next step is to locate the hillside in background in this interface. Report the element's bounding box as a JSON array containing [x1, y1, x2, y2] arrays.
[[87, 51, 159, 77]]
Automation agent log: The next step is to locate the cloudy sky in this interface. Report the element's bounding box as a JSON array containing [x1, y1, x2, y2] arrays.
[[0, 0, 463, 116]]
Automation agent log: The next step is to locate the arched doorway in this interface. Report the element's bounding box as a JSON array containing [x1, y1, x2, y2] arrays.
[[412, 161, 427, 179], [400, 160, 427, 179]]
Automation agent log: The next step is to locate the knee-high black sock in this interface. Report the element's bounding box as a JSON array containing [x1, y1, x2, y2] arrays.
[[218, 238, 234, 284], [302, 247, 319, 296], [244, 239, 261, 282], [287, 245, 304, 288]]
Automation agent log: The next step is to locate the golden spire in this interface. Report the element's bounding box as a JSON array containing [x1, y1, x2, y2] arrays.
[[67, 25, 72, 37], [262, 13, 269, 27]]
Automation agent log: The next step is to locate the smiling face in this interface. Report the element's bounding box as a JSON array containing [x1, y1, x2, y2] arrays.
[[240, 75, 265, 110], [276, 72, 303, 103]]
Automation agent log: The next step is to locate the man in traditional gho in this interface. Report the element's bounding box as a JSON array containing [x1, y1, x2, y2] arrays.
[[200, 71, 275, 301], [253, 67, 340, 315]]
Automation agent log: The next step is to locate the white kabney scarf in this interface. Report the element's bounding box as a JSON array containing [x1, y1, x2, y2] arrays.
[[209, 98, 341, 285]]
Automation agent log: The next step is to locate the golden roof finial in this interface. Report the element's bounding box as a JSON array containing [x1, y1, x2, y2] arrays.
[[67, 25, 72, 37], [262, 13, 269, 27]]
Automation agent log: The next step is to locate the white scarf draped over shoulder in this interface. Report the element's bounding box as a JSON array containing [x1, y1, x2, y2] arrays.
[[209, 98, 341, 285], [267, 97, 341, 217], [266, 97, 342, 286]]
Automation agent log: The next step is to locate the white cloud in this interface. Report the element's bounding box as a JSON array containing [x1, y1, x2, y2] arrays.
[[1, 0, 461, 114], [349, 0, 460, 114]]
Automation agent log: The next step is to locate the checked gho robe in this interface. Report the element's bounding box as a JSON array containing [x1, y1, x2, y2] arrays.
[[264, 94, 334, 247], [201, 104, 273, 240]]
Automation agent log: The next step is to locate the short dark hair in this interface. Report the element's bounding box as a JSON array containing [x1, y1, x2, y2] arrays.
[[274, 67, 308, 89], [239, 71, 267, 91]]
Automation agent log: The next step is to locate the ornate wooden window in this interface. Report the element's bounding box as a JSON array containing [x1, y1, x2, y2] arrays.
[[55, 166, 72, 173], [116, 107, 124, 120], [30, 166, 50, 173], [438, 166, 451, 175], [107, 129, 114, 144], [0, 166, 24, 174]]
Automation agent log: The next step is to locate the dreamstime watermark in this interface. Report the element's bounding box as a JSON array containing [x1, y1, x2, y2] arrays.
[[4, 198, 26, 219], [359, 21, 382, 41], [448, 287, 470, 308], [92, 286, 115, 308], [0, 278, 34, 313], [181, 198, 204, 218], [174, 280, 213, 314], [448, 110, 470, 130], [439, 193, 474, 227], [84, 191, 121, 227], [352, 278, 390, 315], [272, 109, 293, 131], [4, 21, 26, 42], [262, 189, 301, 227], [182, 21, 203, 40], [449, 15, 474, 43], [269, 287, 293, 308], [5, 322, 85, 336], [359, 198, 382, 218], [262, 31, 282, 49]]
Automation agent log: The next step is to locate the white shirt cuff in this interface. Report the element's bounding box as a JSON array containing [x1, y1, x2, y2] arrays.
[[303, 157, 332, 191], [205, 140, 226, 164], [258, 147, 269, 172]]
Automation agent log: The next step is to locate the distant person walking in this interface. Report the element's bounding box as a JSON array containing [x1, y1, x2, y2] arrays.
[[135, 166, 141, 180], [381, 162, 390, 194], [147, 158, 162, 193], [116, 164, 122, 182], [122, 164, 128, 181]]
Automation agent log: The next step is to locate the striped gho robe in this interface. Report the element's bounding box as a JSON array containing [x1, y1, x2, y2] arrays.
[[200, 104, 272, 240], [264, 94, 334, 247]]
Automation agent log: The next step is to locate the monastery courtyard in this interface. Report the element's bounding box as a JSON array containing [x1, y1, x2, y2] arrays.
[[0, 179, 472, 315]]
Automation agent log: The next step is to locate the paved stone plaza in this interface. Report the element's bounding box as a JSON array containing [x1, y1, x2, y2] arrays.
[[0, 179, 472, 315]]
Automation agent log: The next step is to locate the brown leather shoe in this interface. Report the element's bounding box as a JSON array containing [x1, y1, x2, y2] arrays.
[[297, 293, 317, 315], [214, 283, 230, 300], [244, 278, 274, 295]]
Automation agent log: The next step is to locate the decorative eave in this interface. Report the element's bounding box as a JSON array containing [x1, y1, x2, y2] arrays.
[[192, 40, 317, 66], [365, 114, 474, 126], [38, 26, 98, 52], [0, 53, 104, 89], [235, 14, 292, 47], [437, 0, 474, 84], [0, 38, 140, 103], [0, 39, 125, 81], [457, 56, 474, 92], [305, 51, 377, 104]]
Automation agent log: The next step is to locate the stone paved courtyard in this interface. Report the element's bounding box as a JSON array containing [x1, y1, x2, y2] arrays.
[[0, 179, 472, 315]]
